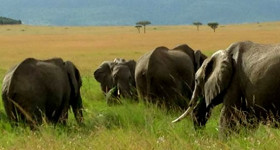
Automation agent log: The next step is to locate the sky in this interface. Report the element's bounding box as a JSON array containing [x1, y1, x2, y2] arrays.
[[0, 0, 279, 26]]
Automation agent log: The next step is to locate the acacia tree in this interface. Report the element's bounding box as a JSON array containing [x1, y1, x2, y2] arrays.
[[193, 22, 202, 31], [207, 22, 219, 32], [136, 21, 151, 33], [135, 25, 142, 33]]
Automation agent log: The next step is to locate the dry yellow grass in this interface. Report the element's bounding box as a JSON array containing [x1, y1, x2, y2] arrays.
[[0, 22, 280, 75]]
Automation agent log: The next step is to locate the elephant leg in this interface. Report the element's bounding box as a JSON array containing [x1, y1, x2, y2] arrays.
[[219, 105, 241, 138], [34, 109, 43, 124], [6, 104, 18, 123], [260, 109, 280, 128], [136, 75, 148, 101], [58, 106, 69, 125], [219, 104, 256, 138], [23, 107, 41, 129], [176, 82, 192, 109], [218, 79, 253, 137]]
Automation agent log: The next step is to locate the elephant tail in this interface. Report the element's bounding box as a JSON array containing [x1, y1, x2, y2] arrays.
[[8, 97, 36, 125], [2, 91, 18, 122], [1, 64, 20, 122], [2, 92, 36, 126]]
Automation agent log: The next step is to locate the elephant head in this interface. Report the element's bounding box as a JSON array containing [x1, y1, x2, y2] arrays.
[[172, 50, 233, 128], [194, 50, 207, 71], [65, 61, 83, 124], [112, 60, 136, 98], [94, 61, 116, 93], [94, 58, 136, 99]]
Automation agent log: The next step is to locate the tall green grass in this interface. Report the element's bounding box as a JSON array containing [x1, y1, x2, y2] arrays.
[[0, 75, 280, 149]]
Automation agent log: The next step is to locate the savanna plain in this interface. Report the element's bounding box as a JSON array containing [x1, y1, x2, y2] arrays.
[[1, 22, 280, 149]]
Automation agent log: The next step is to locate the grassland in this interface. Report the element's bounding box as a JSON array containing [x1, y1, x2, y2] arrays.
[[1, 22, 280, 149]]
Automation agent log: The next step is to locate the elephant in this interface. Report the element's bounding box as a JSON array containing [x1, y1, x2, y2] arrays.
[[135, 44, 207, 109], [2, 57, 83, 127], [173, 41, 280, 135], [94, 58, 137, 101]]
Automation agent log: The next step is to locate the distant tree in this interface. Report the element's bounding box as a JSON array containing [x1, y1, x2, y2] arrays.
[[135, 25, 142, 33], [193, 22, 202, 31], [207, 22, 219, 32], [136, 21, 151, 33], [0, 16, 22, 25]]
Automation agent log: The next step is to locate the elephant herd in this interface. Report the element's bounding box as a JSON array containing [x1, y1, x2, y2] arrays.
[[94, 44, 206, 108], [2, 41, 280, 136]]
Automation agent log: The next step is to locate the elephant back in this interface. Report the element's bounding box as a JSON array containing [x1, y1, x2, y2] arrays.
[[173, 44, 207, 71], [142, 46, 194, 108], [173, 44, 195, 61]]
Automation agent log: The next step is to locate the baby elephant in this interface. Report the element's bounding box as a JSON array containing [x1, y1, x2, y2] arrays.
[[2, 58, 83, 127]]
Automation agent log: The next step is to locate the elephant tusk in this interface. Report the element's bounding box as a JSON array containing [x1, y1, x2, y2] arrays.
[[172, 106, 194, 123], [117, 89, 120, 96], [172, 95, 201, 123]]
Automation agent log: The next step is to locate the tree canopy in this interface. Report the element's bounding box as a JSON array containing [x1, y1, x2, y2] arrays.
[[135, 25, 142, 33], [193, 22, 202, 31], [207, 22, 219, 32], [0, 17, 22, 25], [136, 21, 151, 33]]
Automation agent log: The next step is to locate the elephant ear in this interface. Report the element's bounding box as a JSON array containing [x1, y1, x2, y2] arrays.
[[94, 61, 114, 83], [125, 60, 136, 77], [194, 50, 207, 71], [203, 50, 233, 107], [65, 61, 82, 96]]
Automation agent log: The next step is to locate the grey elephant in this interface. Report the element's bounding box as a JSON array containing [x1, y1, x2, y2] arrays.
[[135, 44, 207, 109], [2, 58, 83, 127], [173, 41, 280, 135], [94, 58, 137, 103]]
